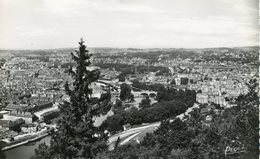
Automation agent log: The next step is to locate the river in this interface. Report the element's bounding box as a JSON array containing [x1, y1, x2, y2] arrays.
[[4, 110, 114, 159], [4, 136, 51, 159]]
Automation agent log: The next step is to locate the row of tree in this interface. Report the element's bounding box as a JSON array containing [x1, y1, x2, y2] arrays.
[[102, 85, 196, 134], [95, 62, 170, 76], [101, 99, 189, 134], [132, 80, 166, 92]]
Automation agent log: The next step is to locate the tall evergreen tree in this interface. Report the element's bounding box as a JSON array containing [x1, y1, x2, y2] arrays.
[[33, 39, 111, 159]]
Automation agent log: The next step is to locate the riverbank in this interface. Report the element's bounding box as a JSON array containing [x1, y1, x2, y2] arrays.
[[4, 136, 51, 159], [1, 127, 53, 151]]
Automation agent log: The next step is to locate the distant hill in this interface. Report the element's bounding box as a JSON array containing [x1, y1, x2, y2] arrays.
[[0, 46, 258, 56]]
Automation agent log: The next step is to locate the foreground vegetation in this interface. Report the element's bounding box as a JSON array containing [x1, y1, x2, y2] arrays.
[[97, 79, 259, 159]]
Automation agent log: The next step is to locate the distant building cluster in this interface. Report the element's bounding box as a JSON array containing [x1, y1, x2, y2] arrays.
[[0, 47, 257, 145]]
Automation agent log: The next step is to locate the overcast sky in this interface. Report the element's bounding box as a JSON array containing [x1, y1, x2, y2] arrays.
[[0, 0, 258, 49]]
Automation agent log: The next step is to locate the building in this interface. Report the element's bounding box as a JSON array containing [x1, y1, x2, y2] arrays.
[[175, 77, 181, 85], [196, 93, 209, 104], [3, 110, 34, 124], [5, 103, 29, 111], [0, 111, 9, 119], [21, 123, 38, 133]]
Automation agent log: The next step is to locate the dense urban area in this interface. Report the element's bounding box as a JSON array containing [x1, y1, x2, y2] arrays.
[[0, 45, 258, 159]]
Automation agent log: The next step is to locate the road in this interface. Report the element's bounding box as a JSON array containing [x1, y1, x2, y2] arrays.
[[108, 122, 160, 150], [108, 103, 199, 150]]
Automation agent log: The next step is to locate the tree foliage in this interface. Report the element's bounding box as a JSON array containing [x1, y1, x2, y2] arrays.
[[180, 77, 189, 85], [112, 99, 124, 114], [33, 39, 111, 159], [102, 99, 189, 134], [119, 83, 133, 101], [139, 96, 151, 109], [117, 73, 126, 82]]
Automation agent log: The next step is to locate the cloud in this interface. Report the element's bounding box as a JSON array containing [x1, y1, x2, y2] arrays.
[[0, 0, 258, 49]]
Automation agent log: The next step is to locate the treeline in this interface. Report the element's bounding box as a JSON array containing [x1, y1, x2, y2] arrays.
[[157, 88, 196, 107], [132, 80, 196, 107], [101, 100, 188, 134], [132, 80, 166, 92], [94, 63, 170, 76], [95, 50, 198, 62], [101, 87, 196, 134]]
